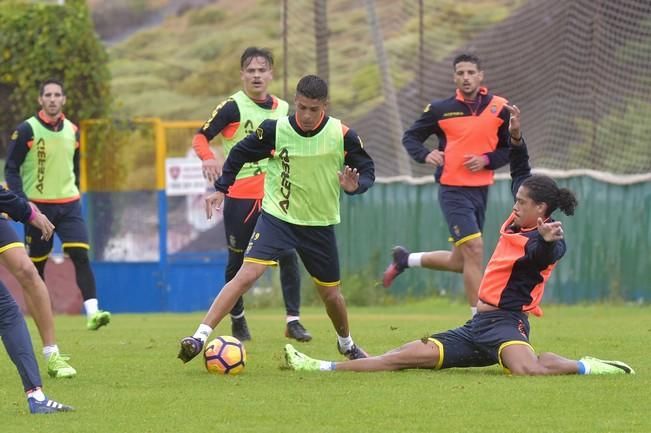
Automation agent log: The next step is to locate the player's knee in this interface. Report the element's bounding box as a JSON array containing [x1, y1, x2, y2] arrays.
[[66, 247, 89, 264], [234, 265, 262, 287], [460, 238, 483, 260], [12, 262, 41, 288], [447, 256, 464, 273], [320, 287, 344, 305]]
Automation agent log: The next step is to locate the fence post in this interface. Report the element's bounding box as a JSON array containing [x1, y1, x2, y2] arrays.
[[153, 118, 169, 310], [79, 120, 92, 252], [363, 0, 411, 175]]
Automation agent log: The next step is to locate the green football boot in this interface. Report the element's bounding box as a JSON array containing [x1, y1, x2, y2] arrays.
[[284, 344, 322, 372], [87, 310, 111, 330], [580, 356, 635, 375], [47, 353, 77, 378]]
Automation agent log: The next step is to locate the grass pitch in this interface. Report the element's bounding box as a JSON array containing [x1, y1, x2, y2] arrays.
[[1, 299, 648, 433]]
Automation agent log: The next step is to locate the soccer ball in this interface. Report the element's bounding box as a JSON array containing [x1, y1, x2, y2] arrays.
[[203, 336, 246, 375]]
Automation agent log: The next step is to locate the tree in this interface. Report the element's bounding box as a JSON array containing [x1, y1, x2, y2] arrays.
[[0, 0, 111, 156]]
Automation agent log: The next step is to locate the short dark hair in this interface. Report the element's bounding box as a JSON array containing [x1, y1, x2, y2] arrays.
[[39, 79, 65, 96], [296, 75, 328, 101], [521, 175, 578, 217], [453, 53, 481, 70], [240, 47, 274, 69]]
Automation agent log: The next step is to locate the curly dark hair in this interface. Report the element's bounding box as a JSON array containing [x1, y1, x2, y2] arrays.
[[521, 175, 578, 216]]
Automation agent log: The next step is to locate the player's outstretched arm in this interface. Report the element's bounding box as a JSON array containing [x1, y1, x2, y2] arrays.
[[537, 217, 564, 242], [479, 103, 514, 171], [506, 104, 531, 198], [527, 217, 567, 266], [506, 104, 522, 143]]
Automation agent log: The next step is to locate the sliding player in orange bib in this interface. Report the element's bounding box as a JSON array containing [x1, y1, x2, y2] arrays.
[[284, 104, 634, 376]]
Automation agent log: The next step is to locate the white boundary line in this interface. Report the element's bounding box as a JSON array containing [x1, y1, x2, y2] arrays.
[[376, 168, 651, 185]]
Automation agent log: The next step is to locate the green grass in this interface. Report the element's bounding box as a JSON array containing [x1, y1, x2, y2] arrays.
[[1, 299, 649, 432]]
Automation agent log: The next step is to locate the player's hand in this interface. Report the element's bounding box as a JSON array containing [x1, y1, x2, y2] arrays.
[[463, 154, 487, 172], [202, 159, 222, 184], [537, 217, 564, 242], [425, 149, 444, 167], [338, 165, 360, 192], [505, 104, 522, 144], [28, 206, 55, 241], [205, 191, 225, 219]]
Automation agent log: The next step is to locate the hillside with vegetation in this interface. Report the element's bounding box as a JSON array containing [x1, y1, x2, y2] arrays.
[[88, 0, 212, 43], [107, 0, 525, 121]]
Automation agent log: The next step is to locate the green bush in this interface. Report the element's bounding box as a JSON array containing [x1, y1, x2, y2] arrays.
[[0, 0, 111, 155]]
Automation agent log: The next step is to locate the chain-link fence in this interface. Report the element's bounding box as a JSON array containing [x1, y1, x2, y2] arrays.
[[280, 0, 651, 177]]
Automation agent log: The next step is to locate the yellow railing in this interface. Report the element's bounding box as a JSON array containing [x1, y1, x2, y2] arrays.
[[80, 118, 205, 192]]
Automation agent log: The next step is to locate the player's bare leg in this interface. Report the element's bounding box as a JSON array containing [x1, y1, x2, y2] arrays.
[[202, 262, 267, 328], [315, 282, 367, 360], [384, 240, 480, 311], [457, 237, 483, 308], [383, 245, 463, 287], [0, 248, 76, 378], [178, 261, 266, 363], [285, 339, 440, 372], [420, 239, 482, 307], [315, 283, 349, 338], [501, 344, 579, 375], [501, 344, 633, 375], [0, 248, 56, 346], [420, 246, 463, 272]]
